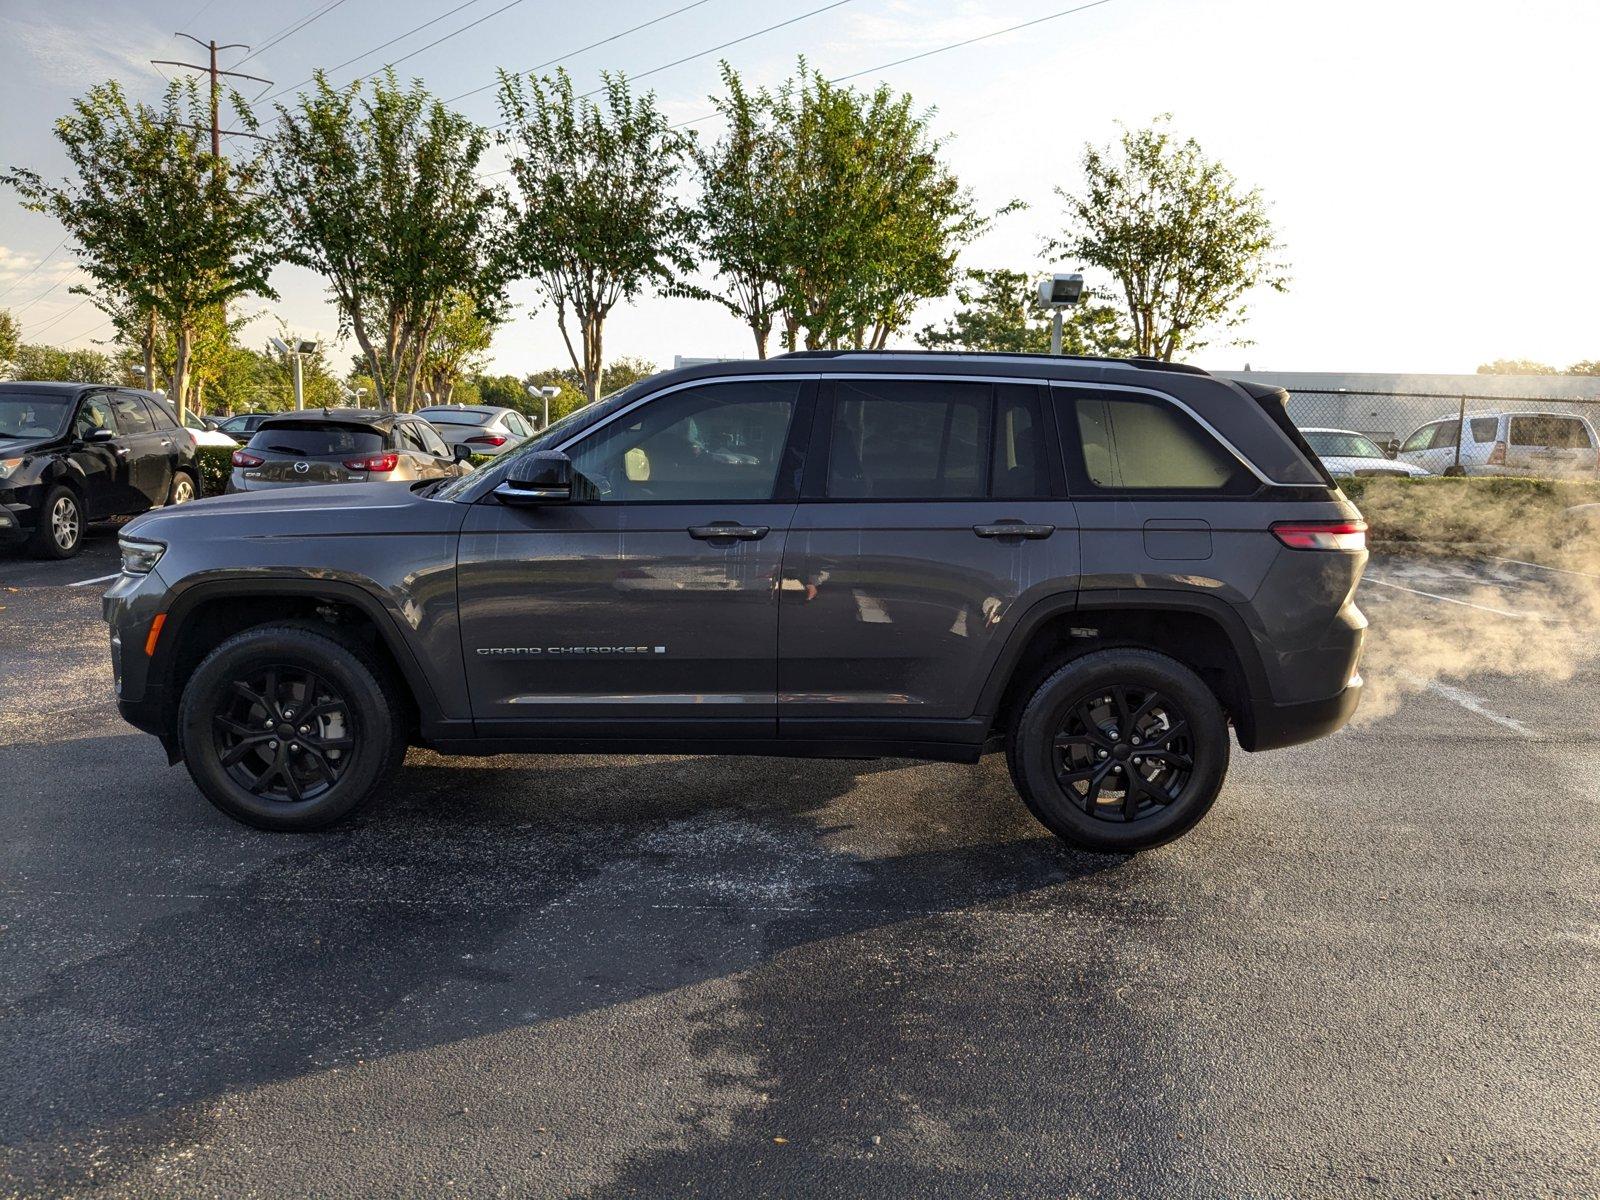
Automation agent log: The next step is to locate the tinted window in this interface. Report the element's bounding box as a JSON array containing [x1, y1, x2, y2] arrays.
[[568, 379, 801, 502], [1400, 423, 1442, 453], [141, 396, 180, 430], [109, 394, 154, 436], [1510, 415, 1592, 448], [419, 408, 493, 426], [1470, 417, 1499, 443], [827, 379, 989, 499], [1069, 394, 1248, 492], [249, 424, 387, 456], [503, 412, 529, 438], [396, 422, 430, 454], [992, 384, 1049, 497], [73, 393, 117, 439], [1427, 421, 1462, 450], [412, 420, 450, 457]]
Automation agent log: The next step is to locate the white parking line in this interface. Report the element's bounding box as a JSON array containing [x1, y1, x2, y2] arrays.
[[1404, 673, 1535, 737], [66, 572, 120, 588], [1362, 575, 1552, 620], [1480, 554, 1600, 581]]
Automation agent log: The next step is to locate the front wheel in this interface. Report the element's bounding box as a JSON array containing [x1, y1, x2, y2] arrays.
[[29, 485, 84, 559], [1006, 648, 1230, 852], [178, 624, 406, 831]]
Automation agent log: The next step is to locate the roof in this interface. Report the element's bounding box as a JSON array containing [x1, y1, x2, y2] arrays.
[[0, 380, 98, 394], [776, 349, 1213, 377], [416, 404, 509, 414]]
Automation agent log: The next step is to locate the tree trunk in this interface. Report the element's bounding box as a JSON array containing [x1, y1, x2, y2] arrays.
[[583, 317, 604, 404], [173, 324, 192, 425], [142, 310, 156, 391]]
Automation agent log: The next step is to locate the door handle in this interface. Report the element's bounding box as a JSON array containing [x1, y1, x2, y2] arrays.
[[688, 523, 770, 542], [973, 522, 1054, 540], [113, 446, 130, 457]]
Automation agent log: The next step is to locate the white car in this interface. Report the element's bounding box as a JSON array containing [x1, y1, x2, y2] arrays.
[[416, 404, 535, 456], [1301, 428, 1431, 478], [1394, 410, 1599, 477], [179, 411, 238, 448]]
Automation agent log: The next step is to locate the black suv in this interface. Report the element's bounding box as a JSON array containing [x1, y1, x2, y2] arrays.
[[105, 353, 1367, 851], [0, 382, 201, 558]]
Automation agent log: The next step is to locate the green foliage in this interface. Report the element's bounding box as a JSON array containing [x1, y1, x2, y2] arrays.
[[916, 268, 1128, 355], [0, 309, 19, 366], [271, 71, 508, 411], [472, 373, 526, 411], [1339, 475, 1600, 546], [193, 445, 235, 497], [697, 61, 996, 354], [1050, 117, 1286, 360], [1478, 358, 1600, 376], [3, 78, 279, 415], [499, 68, 693, 401], [420, 291, 503, 405], [5, 342, 118, 383]]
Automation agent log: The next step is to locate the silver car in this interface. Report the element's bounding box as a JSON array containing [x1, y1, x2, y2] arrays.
[[226, 409, 472, 492], [417, 404, 534, 456]]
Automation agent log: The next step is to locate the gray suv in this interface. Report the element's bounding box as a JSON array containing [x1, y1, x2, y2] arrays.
[[104, 352, 1367, 851], [227, 409, 472, 492]]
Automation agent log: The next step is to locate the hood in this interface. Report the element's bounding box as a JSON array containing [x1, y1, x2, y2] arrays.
[[0, 434, 60, 459], [1323, 455, 1429, 477], [123, 481, 467, 544]]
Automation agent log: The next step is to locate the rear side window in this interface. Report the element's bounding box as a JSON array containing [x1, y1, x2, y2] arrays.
[[827, 379, 990, 499], [250, 424, 387, 456], [1510, 415, 1592, 448], [1064, 394, 1252, 494], [141, 396, 180, 431], [109, 394, 154, 436], [1470, 417, 1499, 443]]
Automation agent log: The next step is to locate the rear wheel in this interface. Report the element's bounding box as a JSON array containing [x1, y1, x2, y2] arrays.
[[1006, 648, 1229, 852], [29, 486, 84, 559], [178, 624, 406, 831]]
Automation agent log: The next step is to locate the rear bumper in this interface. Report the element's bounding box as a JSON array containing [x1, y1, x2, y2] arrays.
[[1240, 674, 1362, 752]]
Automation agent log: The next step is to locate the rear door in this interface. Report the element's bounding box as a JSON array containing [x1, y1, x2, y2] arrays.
[[1506, 414, 1596, 476], [777, 377, 1077, 737], [105, 392, 169, 508]]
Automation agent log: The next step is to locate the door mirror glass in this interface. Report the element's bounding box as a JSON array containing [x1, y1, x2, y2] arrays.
[[452, 443, 474, 463], [495, 450, 573, 505]]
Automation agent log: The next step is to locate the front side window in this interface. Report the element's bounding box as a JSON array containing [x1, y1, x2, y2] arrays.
[[73, 394, 118, 440], [409, 421, 450, 457], [1400, 423, 1442, 453], [1068, 394, 1250, 493], [567, 379, 802, 502], [826, 379, 990, 500], [1427, 421, 1462, 450]]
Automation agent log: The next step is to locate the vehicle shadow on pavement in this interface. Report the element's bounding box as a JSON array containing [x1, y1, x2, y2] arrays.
[[2, 744, 1148, 1194]]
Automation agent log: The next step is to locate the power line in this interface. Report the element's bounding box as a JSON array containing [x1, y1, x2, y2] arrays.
[[445, 0, 716, 104], [354, 0, 528, 83], [236, 0, 355, 67], [670, 0, 1119, 128], [265, 0, 492, 102], [492, 0, 856, 130], [0, 236, 69, 303], [11, 273, 76, 317], [25, 295, 94, 340]]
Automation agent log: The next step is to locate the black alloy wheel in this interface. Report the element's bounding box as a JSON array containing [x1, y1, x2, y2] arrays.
[[211, 664, 356, 803], [1053, 684, 1193, 822]]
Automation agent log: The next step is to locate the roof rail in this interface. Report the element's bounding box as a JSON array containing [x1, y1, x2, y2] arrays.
[[773, 348, 1212, 376]]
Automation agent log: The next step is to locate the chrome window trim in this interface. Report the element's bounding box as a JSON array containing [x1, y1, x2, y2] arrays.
[[551, 373, 822, 454]]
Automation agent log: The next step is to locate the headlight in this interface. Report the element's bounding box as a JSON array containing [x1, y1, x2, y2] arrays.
[[119, 537, 166, 575], [0, 457, 24, 480]]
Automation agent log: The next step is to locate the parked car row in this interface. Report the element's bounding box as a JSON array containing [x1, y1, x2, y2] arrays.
[[1301, 410, 1600, 479]]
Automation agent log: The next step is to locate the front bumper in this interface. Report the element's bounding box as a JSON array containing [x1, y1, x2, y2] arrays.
[[0, 504, 27, 543]]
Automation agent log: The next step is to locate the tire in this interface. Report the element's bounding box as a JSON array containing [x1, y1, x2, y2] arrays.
[[1005, 648, 1230, 853], [178, 623, 407, 831], [28, 485, 84, 559], [168, 470, 197, 505]]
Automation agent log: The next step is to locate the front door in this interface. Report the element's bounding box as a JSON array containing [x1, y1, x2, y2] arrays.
[[778, 378, 1079, 738], [457, 377, 813, 740], [68, 391, 126, 519]]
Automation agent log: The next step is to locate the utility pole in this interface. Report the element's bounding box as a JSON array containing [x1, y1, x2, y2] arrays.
[[152, 33, 273, 162]]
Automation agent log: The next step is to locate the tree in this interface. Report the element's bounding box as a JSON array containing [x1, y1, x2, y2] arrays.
[[0, 309, 18, 368], [1566, 361, 1600, 376], [419, 291, 502, 405], [3, 79, 278, 414], [499, 69, 693, 402], [6, 343, 117, 383], [271, 71, 508, 411], [916, 268, 1128, 356], [1477, 358, 1557, 375], [1049, 118, 1287, 360]]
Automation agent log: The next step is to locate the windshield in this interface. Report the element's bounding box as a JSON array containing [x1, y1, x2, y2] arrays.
[[418, 408, 494, 426], [0, 387, 74, 439], [431, 380, 656, 501], [249, 424, 388, 456], [1305, 431, 1386, 459]]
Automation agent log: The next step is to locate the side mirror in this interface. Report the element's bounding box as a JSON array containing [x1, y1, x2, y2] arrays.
[[494, 450, 572, 505], [85, 427, 116, 444], [452, 443, 474, 463]]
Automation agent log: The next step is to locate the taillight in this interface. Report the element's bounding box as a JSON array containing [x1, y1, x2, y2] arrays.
[[343, 453, 399, 473], [1487, 440, 1506, 466], [1271, 520, 1367, 551], [465, 434, 508, 447], [231, 449, 264, 467]]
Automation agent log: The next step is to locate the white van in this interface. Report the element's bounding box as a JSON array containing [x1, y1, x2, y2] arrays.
[[1394, 410, 1598, 477]]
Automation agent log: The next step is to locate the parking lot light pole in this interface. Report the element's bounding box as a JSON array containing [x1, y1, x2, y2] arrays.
[[1037, 273, 1085, 355], [270, 337, 320, 411], [528, 384, 560, 431]]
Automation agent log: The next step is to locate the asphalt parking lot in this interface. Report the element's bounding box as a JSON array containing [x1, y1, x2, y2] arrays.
[[1, 535, 1596, 1198]]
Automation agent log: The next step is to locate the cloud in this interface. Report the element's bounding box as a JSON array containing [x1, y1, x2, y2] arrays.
[[0, 6, 173, 86]]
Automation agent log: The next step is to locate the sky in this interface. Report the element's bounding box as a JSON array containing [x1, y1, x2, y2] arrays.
[[1, 0, 1596, 380]]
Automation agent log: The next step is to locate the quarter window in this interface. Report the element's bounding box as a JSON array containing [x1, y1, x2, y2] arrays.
[[1067, 394, 1249, 493], [568, 379, 802, 502], [1509, 414, 1592, 448], [826, 379, 990, 499]]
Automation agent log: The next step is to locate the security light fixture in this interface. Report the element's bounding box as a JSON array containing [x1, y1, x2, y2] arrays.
[[1037, 273, 1084, 309]]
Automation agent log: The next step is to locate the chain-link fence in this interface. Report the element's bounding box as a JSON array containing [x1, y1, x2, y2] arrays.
[[1278, 387, 1600, 476]]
